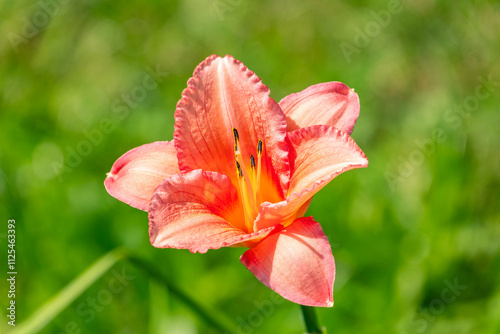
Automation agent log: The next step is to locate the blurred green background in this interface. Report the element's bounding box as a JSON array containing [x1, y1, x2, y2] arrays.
[[1, 0, 499, 333]]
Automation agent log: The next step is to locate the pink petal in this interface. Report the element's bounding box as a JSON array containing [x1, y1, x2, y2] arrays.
[[149, 169, 280, 253], [279, 82, 359, 134], [174, 55, 290, 200], [254, 125, 368, 231], [104, 141, 180, 211], [241, 217, 335, 307]]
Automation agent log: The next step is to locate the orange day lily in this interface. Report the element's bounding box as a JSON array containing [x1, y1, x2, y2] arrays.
[[104, 55, 368, 307]]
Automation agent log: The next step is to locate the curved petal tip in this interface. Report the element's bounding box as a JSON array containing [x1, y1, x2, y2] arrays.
[[241, 217, 335, 307]]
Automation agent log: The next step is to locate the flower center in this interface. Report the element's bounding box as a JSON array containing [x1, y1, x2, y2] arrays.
[[233, 128, 262, 232]]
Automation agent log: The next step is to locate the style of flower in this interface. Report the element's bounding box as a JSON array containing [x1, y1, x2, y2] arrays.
[[105, 55, 368, 307]]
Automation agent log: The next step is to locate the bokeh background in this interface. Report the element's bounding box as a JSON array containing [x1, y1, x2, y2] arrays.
[[1, 0, 499, 333]]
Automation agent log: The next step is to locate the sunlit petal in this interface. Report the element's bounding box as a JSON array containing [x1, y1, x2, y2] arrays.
[[241, 217, 335, 307], [174, 55, 289, 200], [149, 170, 279, 253], [104, 141, 180, 211], [279, 82, 359, 134], [254, 125, 367, 230]]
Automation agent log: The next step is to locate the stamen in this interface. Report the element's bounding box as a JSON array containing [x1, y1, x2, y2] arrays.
[[250, 154, 256, 204], [236, 161, 254, 232], [233, 129, 255, 202], [233, 128, 240, 152], [256, 140, 262, 204], [232, 128, 258, 230], [231, 129, 265, 232], [236, 161, 243, 178]]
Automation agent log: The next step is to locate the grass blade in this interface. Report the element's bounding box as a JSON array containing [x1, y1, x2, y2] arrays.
[[11, 248, 125, 334]]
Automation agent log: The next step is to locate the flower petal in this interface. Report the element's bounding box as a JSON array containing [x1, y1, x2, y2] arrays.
[[174, 55, 290, 200], [254, 125, 368, 230], [104, 141, 180, 211], [279, 82, 359, 134], [149, 169, 279, 253], [241, 217, 335, 307], [288, 125, 368, 195]]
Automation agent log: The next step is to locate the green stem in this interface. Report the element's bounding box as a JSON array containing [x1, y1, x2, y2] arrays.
[[301, 305, 325, 334], [127, 255, 237, 334]]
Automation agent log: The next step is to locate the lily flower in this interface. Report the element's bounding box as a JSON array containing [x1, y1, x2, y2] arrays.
[[105, 55, 368, 307]]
